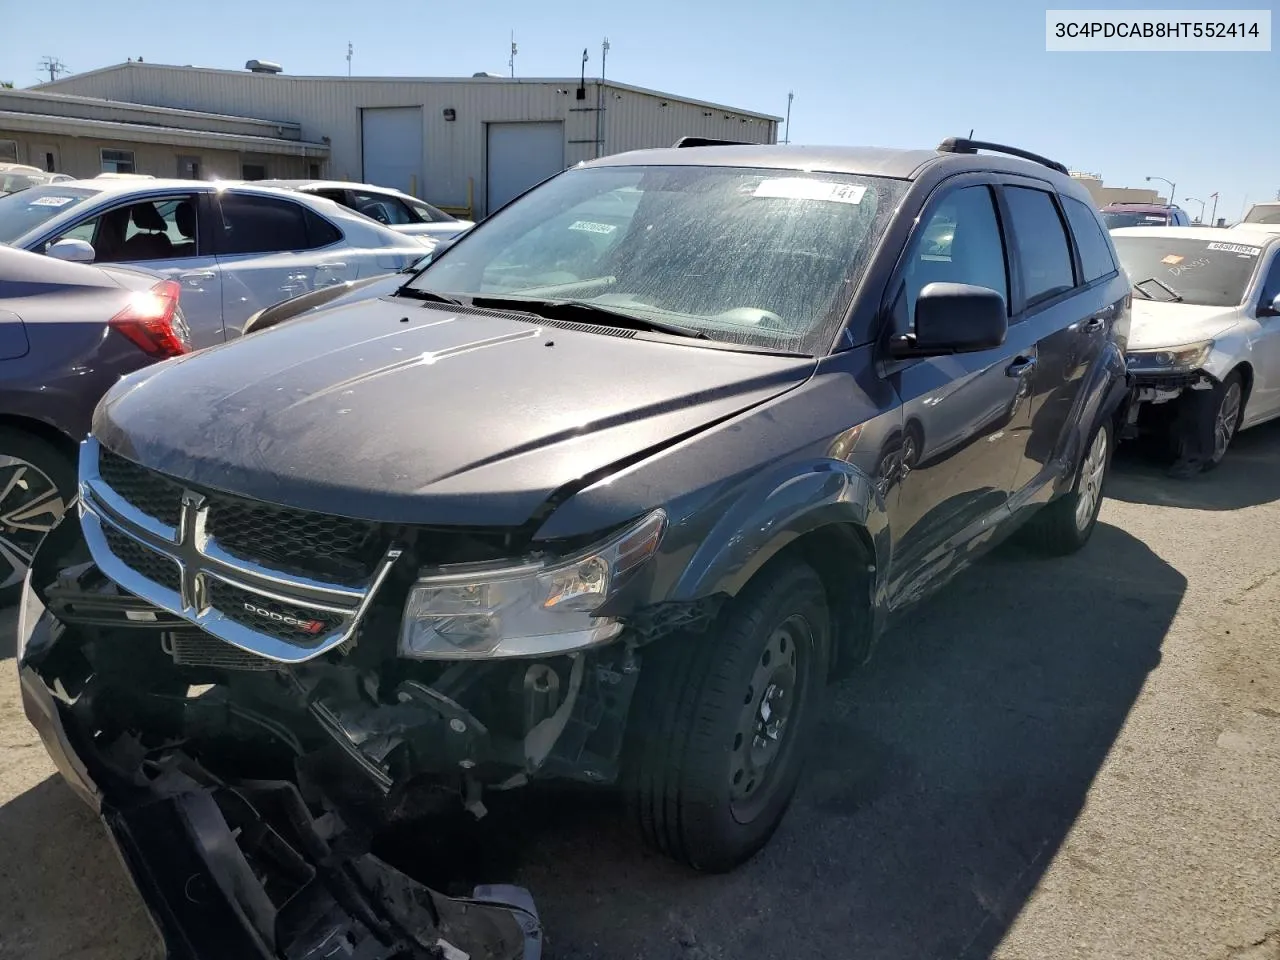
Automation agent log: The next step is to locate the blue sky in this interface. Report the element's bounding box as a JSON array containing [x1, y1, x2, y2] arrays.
[[2, 0, 1276, 221]]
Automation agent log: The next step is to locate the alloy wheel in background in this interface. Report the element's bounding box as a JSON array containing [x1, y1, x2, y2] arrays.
[[0, 455, 66, 590]]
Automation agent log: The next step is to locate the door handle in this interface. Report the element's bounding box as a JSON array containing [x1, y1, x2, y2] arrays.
[[1083, 317, 1106, 332], [1006, 356, 1037, 377], [180, 271, 216, 283], [315, 262, 347, 270]]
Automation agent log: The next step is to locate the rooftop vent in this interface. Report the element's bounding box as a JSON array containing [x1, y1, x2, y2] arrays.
[[246, 60, 283, 75], [472, 71, 504, 78]]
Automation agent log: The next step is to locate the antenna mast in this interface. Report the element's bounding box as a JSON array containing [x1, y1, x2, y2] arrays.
[[346, 42, 353, 77], [509, 32, 517, 77], [38, 56, 68, 83]]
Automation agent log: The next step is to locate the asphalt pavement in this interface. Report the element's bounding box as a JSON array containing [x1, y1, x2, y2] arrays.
[[2, 429, 1278, 960]]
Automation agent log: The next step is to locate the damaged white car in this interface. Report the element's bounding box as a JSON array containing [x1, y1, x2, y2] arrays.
[[1111, 227, 1280, 475]]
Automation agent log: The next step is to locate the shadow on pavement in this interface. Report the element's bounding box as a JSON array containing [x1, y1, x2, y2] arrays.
[[0, 777, 161, 960], [374, 522, 1182, 960], [1109, 418, 1280, 511]]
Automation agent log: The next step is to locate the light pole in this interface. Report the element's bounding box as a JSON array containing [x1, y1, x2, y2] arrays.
[[1146, 175, 1176, 207], [1184, 196, 1205, 223], [783, 91, 793, 145], [1209, 192, 1219, 226]]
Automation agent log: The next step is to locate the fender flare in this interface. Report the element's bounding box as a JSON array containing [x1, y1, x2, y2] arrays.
[[1061, 341, 1130, 482], [666, 458, 892, 614]]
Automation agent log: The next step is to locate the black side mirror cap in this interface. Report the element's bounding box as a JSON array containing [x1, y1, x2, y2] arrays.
[[889, 282, 1009, 358]]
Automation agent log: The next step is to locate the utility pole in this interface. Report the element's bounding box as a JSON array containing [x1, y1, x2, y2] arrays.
[[596, 37, 609, 159], [346, 42, 353, 77], [783, 91, 793, 144], [37, 56, 67, 83], [509, 32, 517, 78]]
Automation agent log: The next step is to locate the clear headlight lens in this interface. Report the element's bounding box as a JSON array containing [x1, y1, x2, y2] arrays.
[[1127, 340, 1213, 372], [398, 509, 667, 660]]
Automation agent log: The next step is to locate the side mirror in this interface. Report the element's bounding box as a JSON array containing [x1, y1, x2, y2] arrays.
[[890, 282, 1008, 357], [46, 238, 96, 263], [1260, 292, 1280, 318]]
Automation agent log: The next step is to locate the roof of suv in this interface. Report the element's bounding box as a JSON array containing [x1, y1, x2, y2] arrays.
[[585, 142, 1084, 191]]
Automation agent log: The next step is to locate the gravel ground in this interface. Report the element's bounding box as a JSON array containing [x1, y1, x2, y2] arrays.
[[2, 430, 1278, 960]]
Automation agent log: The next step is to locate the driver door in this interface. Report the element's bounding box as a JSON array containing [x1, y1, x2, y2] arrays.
[[883, 179, 1037, 604]]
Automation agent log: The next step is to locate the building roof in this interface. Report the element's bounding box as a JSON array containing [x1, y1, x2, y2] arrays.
[[36, 60, 783, 122]]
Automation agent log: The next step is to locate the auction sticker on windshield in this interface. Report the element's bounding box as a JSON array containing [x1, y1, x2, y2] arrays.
[[30, 196, 75, 207], [1206, 241, 1262, 257], [753, 179, 867, 205], [568, 221, 617, 234]]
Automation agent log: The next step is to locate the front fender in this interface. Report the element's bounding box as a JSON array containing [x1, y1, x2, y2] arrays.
[[667, 458, 890, 610]]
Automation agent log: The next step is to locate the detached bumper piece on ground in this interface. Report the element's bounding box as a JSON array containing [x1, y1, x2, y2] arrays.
[[17, 535, 543, 960]]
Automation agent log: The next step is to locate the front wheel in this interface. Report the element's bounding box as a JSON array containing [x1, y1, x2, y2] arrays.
[[1021, 418, 1112, 556], [623, 560, 831, 872], [1169, 370, 1242, 476]]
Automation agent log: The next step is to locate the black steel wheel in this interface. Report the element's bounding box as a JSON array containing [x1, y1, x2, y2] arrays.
[[623, 558, 830, 872]]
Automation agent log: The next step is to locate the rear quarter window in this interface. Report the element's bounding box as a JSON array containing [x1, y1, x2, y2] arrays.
[[1062, 196, 1118, 283]]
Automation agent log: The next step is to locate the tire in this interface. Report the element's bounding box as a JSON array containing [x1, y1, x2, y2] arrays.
[[1170, 370, 1243, 475], [0, 428, 75, 607], [1021, 417, 1112, 557], [623, 559, 831, 872]]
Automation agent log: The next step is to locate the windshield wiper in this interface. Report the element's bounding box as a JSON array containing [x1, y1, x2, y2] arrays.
[[468, 296, 710, 340], [1133, 277, 1184, 302], [396, 286, 464, 306], [1130, 284, 1154, 300]]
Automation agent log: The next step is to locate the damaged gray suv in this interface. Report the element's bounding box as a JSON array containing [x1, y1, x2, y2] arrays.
[[18, 138, 1131, 958]]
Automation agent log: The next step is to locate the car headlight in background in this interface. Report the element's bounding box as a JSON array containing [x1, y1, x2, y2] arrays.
[[1126, 340, 1214, 373], [398, 509, 667, 659]]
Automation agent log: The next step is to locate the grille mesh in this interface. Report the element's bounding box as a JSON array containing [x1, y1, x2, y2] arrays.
[[97, 447, 186, 526], [165, 631, 280, 672], [206, 579, 346, 643], [102, 524, 182, 594]]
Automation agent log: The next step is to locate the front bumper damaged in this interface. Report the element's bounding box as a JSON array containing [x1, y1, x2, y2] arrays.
[[17, 569, 544, 960]]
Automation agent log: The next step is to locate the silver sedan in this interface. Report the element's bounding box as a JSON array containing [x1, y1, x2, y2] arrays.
[[0, 179, 430, 347]]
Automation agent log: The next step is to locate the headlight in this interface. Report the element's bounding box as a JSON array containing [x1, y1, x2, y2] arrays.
[[1126, 340, 1213, 373], [398, 509, 667, 659]]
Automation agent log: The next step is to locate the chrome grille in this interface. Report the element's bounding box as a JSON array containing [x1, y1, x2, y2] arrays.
[[78, 436, 401, 665], [90, 446, 387, 585], [102, 524, 182, 594]]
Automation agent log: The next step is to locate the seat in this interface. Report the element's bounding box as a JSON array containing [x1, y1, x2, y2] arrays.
[[171, 200, 197, 257], [120, 204, 173, 261]]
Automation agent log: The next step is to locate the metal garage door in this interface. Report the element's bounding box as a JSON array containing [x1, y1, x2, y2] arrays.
[[361, 107, 424, 195], [486, 122, 565, 215]]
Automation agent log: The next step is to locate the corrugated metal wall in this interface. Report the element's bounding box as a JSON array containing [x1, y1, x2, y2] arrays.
[[44, 65, 778, 215]]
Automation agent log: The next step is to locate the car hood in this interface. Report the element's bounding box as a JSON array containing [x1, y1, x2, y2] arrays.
[[93, 299, 815, 528], [1128, 300, 1242, 350]]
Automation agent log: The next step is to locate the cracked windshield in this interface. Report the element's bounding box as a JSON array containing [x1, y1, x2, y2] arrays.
[[1, 4, 1277, 960]]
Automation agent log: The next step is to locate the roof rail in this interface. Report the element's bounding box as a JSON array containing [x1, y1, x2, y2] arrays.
[[936, 137, 1069, 176], [671, 136, 753, 148]]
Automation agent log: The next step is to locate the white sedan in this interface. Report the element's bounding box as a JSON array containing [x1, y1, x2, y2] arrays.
[[0, 179, 430, 347], [1112, 226, 1280, 475], [256, 180, 475, 242]]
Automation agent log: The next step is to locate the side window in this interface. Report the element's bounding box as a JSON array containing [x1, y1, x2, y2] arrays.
[[902, 184, 1009, 324], [216, 194, 333, 255], [58, 197, 200, 263], [1062, 196, 1117, 283], [1004, 186, 1076, 306], [351, 191, 414, 226]]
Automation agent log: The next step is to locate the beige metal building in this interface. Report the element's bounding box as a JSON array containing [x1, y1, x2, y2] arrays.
[[1069, 172, 1164, 208], [20, 61, 780, 218]]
